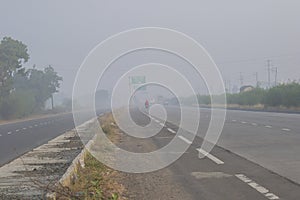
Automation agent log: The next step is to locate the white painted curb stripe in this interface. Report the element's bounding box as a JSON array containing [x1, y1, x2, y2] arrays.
[[197, 148, 224, 165], [178, 136, 192, 144], [235, 174, 279, 200]]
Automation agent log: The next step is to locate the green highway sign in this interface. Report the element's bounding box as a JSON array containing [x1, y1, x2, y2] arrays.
[[130, 76, 146, 84]]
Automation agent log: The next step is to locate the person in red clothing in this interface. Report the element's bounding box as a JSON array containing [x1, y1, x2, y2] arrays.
[[145, 99, 149, 109]]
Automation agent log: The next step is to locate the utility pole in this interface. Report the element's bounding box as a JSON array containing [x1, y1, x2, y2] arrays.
[[239, 72, 244, 87], [267, 60, 271, 88], [273, 67, 278, 86], [254, 72, 259, 87], [225, 80, 231, 93]]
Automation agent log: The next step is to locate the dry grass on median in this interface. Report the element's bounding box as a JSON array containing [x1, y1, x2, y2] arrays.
[[56, 113, 126, 200]]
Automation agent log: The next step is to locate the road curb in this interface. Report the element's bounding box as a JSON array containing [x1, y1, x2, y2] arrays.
[[46, 118, 97, 200]]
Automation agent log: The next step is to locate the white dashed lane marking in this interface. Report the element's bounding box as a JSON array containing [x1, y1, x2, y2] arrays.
[[232, 120, 237, 122], [178, 136, 192, 144], [235, 174, 279, 200], [167, 128, 176, 134], [251, 123, 258, 126], [7, 132, 12, 135], [281, 128, 291, 132], [0, 134, 2, 137], [197, 148, 224, 165], [159, 123, 165, 127], [241, 121, 247, 124], [265, 125, 272, 128], [15, 129, 19, 132]]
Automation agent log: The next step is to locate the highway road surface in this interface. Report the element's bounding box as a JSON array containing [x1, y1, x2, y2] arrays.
[[122, 107, 300, 200], [0, 110, 105, 167], [158, 106, 300, 185], [1, 106, 300, 199]]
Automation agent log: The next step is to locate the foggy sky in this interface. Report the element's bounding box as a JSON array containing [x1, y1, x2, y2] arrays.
[[1, 0, 299, 97]]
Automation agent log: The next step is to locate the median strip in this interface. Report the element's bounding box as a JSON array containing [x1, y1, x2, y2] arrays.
[[47, 114, 126, 200]]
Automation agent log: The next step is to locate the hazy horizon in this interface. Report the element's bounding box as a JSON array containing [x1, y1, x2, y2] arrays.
[[1, 0, 299, 98]]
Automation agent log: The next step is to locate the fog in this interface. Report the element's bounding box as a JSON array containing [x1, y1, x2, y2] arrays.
[[1, 0, 299, 99]]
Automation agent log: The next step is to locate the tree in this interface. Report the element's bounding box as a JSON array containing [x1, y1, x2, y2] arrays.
[[0, 37, 29, 97], [24, 66, 63, 110]]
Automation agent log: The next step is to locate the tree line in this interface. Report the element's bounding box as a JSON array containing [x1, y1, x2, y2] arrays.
[[182, 82, 300, 108], [0, 37, 62, 119]]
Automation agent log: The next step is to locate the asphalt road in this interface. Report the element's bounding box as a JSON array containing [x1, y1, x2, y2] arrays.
[[0, 110, 105, 167], [1, 106, 299, 199], [154, 106, 300, 185], [126, 107, 300, 200]]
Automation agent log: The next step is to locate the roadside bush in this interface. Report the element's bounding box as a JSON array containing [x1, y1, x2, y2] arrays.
[[184, 83, 300, 108], [227, 88, 265, 106], [264, 83, 300, 107], [0, 90, 36, 119]]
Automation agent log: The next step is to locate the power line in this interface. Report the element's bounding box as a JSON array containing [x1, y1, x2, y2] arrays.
[[215, 54, 298, 65]]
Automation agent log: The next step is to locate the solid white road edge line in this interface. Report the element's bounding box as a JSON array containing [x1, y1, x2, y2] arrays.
[[235, 174, 280, 200], [196, 148, 224, 165], [178, 136, 192, 144]]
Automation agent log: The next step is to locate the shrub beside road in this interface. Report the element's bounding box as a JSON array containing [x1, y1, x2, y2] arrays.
[[182, 83, 300, 110]]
